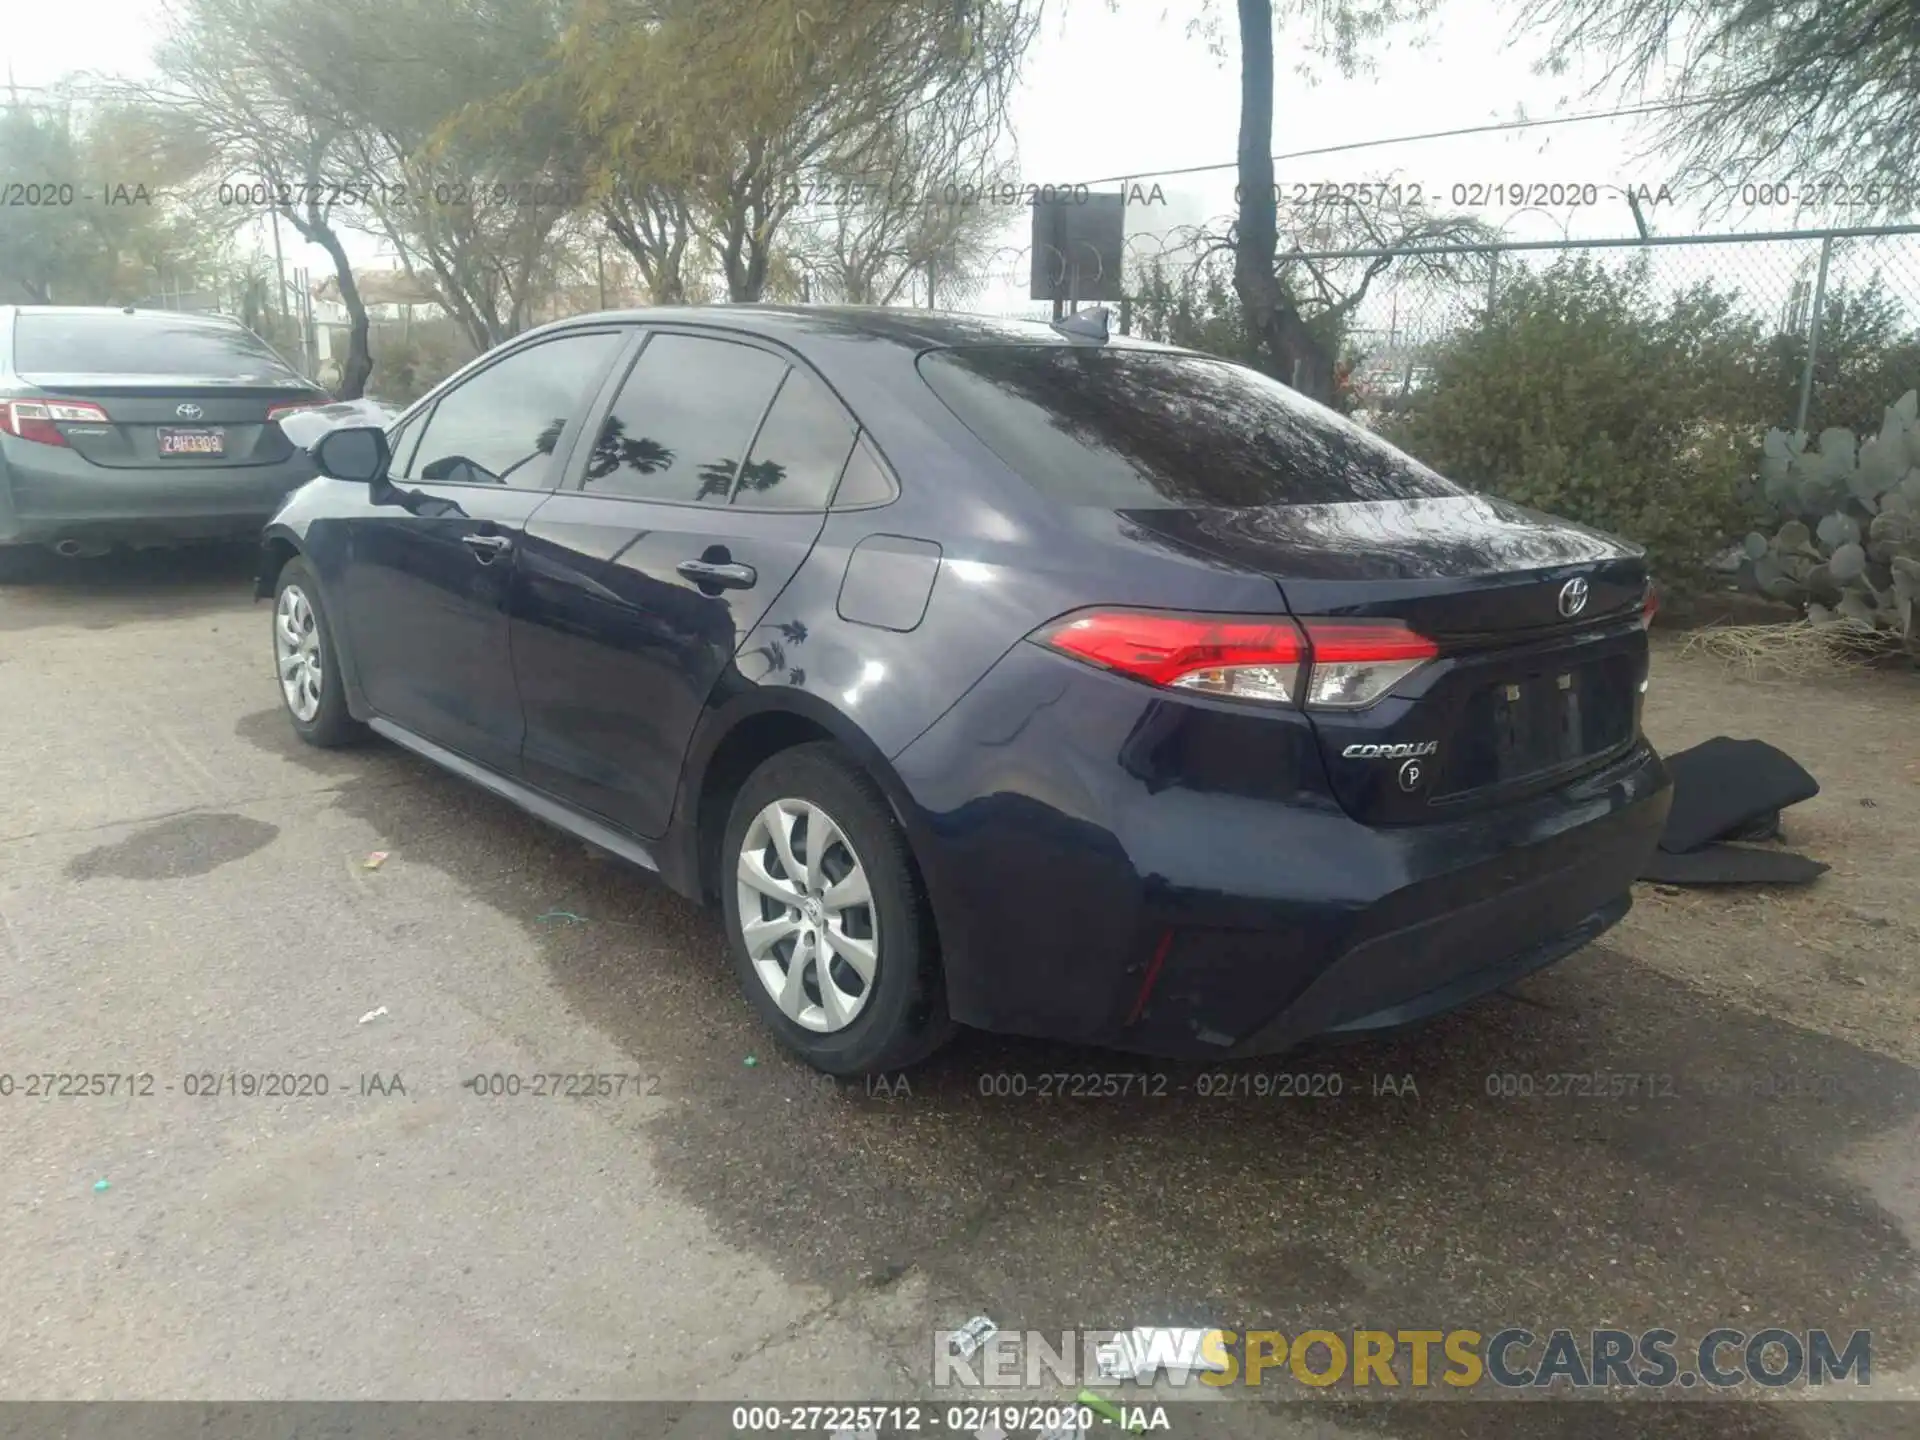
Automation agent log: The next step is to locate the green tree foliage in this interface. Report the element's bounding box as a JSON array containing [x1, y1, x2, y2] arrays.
[[1768, 279, 1920, 436], [1522, 0, 1920, 218], [543, 0, 1038, 300], [1388, 256, 1770, 594], [0, 101, 206, 305]]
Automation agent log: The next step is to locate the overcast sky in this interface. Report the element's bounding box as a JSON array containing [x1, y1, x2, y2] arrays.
[[7, 0, 1848, 330]]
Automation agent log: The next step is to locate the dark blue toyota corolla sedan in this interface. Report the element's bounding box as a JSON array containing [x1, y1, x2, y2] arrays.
[[258, 305, 1671, 1074]]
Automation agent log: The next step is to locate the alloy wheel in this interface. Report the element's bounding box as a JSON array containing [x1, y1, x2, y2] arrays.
[[735, 797, 880, 1032], [275, 584, 324, 723]]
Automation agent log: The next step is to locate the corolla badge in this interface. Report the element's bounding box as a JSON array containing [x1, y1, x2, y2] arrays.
[[176, 403, 204, 419], [1342, 741, 1438, 759], [1558, 576, 1590, 617]]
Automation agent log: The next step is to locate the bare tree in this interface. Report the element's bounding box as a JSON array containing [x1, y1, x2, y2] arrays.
[[1274, 185, 1499, 329], [601, 182, 701, 303], [141, 0, 378, 396], [790, 120, 1012, 306]]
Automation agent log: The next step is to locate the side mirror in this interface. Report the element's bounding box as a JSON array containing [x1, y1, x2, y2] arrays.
[[312, 425, 391, 484]]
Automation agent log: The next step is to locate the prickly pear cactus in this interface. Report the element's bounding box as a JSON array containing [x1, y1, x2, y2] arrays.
[[1750, 390, 1920, 646]]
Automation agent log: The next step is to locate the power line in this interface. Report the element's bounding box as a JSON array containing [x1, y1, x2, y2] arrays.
[[1071, 93, 1731, 189]]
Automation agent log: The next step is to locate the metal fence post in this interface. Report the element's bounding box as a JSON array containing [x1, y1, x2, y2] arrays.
[[1793, 234, 1833, 435]]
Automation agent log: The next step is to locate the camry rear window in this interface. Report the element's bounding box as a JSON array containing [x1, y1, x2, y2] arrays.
[[14, 313, 303, 382], [918, 345, 1462, 508]]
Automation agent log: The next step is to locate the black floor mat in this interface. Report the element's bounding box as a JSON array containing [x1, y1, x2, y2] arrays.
[[1659, 737, 1819, 853], [1640, 844, 1830, 886]]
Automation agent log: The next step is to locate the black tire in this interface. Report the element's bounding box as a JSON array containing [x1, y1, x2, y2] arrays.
[[720, 742, 954, 1075], [271, 555, 364, 748]]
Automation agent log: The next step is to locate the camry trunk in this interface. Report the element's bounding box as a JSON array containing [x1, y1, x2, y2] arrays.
[[15, 378, 323, 469], [1121, 496, 1653, 824]]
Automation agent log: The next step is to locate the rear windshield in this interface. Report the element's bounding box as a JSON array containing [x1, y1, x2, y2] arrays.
[[13, 312, 304, 382], [917, 346, 1462, 508]]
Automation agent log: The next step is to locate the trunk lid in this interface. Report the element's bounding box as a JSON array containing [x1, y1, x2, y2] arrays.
[[1120, 495, 1652, 824], [17, 377, 324, 470]]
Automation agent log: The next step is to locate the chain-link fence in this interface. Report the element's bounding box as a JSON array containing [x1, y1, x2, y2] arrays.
[[929, 223, 1920, 439]]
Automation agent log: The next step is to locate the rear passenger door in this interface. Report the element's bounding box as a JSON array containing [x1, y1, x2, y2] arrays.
[[508, 328, 859, 838]]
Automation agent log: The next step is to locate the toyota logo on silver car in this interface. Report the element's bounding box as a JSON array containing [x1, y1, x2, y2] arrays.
[[1558, 576, 1590, 617], [176, 403, 204, 419]]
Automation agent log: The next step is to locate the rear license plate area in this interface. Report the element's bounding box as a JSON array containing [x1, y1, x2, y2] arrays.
[[158, 427, 225, 457], [1445, 659, 1635, 792]]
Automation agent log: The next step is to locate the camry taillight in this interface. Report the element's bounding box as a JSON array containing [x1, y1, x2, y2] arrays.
[[0, 398, 110, 447], [1034, 610, 1437, 710], [266, 401, 324, 424], [1640, 580, 1659, 627]]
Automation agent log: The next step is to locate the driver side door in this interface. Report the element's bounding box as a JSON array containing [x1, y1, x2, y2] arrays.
[[339, 327, 631, 773]]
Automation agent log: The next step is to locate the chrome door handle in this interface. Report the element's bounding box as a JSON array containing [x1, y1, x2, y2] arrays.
[[461, 532, 513, 562], [676, 559, 757, 590]]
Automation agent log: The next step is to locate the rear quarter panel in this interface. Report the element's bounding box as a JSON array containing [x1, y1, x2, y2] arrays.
[[727, 350, 1289, 766]]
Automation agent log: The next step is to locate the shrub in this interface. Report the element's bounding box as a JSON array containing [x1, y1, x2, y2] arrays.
[[1386, 256, 1768, 597]]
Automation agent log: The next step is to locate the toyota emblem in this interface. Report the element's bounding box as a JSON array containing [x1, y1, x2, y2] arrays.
[[176, 403, 204, 419], [1557, 576, 1589, 618]]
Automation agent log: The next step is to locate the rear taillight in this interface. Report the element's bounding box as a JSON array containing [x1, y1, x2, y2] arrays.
[[1299, 619, 1439, 710], [1037, 610, 1308, 704], [1034, 610, 1437, 710], [1640, 581, 1659, 627], [267, 401, 324, 424], [0, 399, 110, 447]]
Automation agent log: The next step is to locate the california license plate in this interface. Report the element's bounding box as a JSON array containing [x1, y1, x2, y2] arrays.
[[158, 427, 225, 457]]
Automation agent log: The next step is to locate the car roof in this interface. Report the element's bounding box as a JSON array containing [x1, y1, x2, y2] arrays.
[[1, 305, 246, 326], [523, 304, 1187, 360]]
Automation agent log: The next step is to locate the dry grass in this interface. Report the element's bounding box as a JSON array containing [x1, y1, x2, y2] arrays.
[[1678, 619, 1897, 677]]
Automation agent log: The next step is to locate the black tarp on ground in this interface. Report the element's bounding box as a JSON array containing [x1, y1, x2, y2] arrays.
[[1658, 737, 1820, 853], [1640, 844, 1830, 887], [1640, 736, 1825, 886]]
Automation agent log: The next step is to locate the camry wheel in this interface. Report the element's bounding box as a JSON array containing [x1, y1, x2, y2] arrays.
[[271, 556, 361, 748], [721, 743, 953, 1074]]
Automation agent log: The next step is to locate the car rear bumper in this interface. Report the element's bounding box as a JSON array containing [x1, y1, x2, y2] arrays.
[[0, 446, 313, 546], [890, 643, 1671, 1059]]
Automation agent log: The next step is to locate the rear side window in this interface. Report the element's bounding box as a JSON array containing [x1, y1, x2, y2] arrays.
[[13, 313, 304, 382], [918, 346, 1462, 509], [582, 333, 787, 503], [832, 435, 896, 508], [734, 368, 858, 510]]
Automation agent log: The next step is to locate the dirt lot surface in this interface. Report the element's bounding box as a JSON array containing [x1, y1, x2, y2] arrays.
[[1623, 637, 1920, 1066], [0, 548, 1916, 1440]]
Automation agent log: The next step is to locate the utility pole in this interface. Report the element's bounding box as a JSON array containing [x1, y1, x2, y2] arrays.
[[270, 206, 289, 339]]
